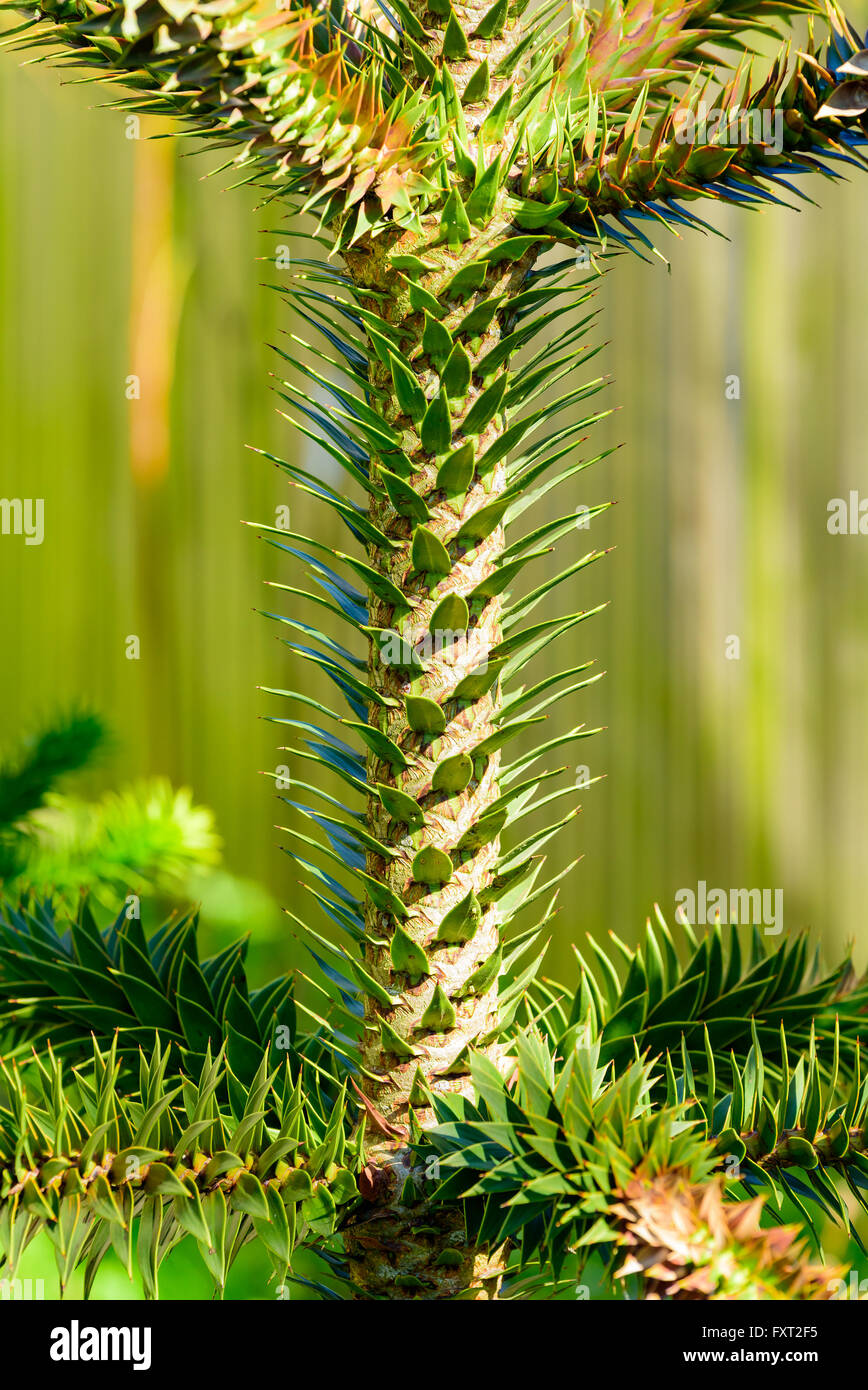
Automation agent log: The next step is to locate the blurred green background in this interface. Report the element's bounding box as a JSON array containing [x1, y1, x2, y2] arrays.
[[2, 16, 868, 1295]]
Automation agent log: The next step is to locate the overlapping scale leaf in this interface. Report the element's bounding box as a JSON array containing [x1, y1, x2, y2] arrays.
[[1, 1, 438, 222], [418, 1024, 843, 1296], [248, 231, 614, 1119], [0, 1037, 362, 1298], [527, 907, 868, 1075]]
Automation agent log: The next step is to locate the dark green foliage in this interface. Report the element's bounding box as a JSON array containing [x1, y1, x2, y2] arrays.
[[535, 910, 868, 1072], [0, 899, 296, 1083], [0, 710, 106, 875], [422, 976, 868, 1280], [422, 1032, 712, 1276]]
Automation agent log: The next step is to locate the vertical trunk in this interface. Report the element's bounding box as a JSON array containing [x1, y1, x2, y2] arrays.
[[340, 228, 536, 1298]]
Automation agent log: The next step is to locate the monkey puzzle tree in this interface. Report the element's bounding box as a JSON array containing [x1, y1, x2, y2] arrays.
[[2, 0, 868, 1302]]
